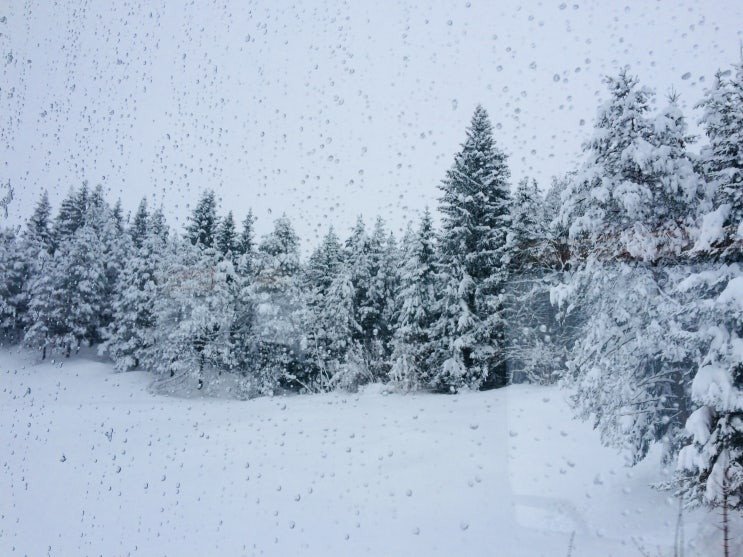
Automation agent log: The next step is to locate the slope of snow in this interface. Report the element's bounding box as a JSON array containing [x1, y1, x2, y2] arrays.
[[0, 348, 734, 556]]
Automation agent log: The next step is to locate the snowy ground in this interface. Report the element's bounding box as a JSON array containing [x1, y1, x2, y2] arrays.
[[0, 348, 735, 557]]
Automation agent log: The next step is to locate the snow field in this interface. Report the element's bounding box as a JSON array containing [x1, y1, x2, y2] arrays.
[[0, 348, 733, 557]]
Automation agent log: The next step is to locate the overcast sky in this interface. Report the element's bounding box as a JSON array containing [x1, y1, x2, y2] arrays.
[[2, 0, 742, 247]]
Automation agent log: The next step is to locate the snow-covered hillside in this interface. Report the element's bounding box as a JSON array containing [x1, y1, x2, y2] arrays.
[[1, 348, 735, 557]]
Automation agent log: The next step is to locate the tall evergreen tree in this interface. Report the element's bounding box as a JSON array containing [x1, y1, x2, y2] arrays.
[[676, 61, 743, 510], [503, 177, 562, 384], [25, 190, 53, 252], [52, 184, 89, 250], [363, 217, 399, 380], [695, 62, 743, 260], [389, 210, 437, 390], [102, 212, 167, 371], [143, 240, 241, 390], [216, 211, 238, 260], [321, 270, 366, 391], [0, 228, 27, 341], [235, 210, 257, 278], [251, 215, 304, 393], [130, 198, 150, 250], [429, 104, 511, 391], [24, 224, 107, 357], [13, 192, 54, 336], [558, 71, 702, 464], [185, 190, 219, 248], [303, 227, 345, 387], [238, 209, 257, 256]]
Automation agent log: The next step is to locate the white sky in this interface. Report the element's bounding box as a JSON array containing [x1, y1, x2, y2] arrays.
[[2, 0, 742, 248]]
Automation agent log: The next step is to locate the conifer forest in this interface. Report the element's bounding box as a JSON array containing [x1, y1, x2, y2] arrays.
[[1, 2, 742, 555]]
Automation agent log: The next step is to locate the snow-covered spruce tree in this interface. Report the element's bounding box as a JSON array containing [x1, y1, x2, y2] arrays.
[[24, 190, 54, 253], [24, 223, 108, 358], [88, 185, 128, 339], [52, 183, 89, 251], [364, 217, 400, 380], [130, 197, 150, 250], [502, 177, 563, 384], [341, 216, 400, 384], [675, 266, 743, 511], [185, 189, 219, 248], [321, 270, 366, 391], [676, 61, 743, 510], [9, 192, 54, 341], [428, 104, 511, 392], [540, 174, 582, 377], [556, 71, 702, 464], [388, 209, 437, 391], [101, 208, 167, 371], [0, 228, 27, 341], [250, 215, 304, 394], [302, 227, 347, 389], [216, 210, 239, 261], [695, 62, 743, 249], [22, 184, 125, 358], [143, 238, 242, 391], [233, 209, 257, 277]]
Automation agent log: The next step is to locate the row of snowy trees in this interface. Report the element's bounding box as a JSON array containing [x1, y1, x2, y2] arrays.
[[0, 60, 740, 511], [552, 64, 743, 512], [0, 107, 565, 395]]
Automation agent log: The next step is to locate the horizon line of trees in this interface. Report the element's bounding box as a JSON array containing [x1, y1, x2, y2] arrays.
[[0, 60, 741, 513]]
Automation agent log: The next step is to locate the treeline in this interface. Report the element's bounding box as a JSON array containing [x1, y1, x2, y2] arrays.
[[1, 62, 742, 511]]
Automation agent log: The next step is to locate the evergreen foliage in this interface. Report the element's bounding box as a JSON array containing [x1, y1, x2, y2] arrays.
[[251, 216, 304, 393], [675, 60, 743, 510], [185, 190, 219, 248], [557, 71, 703, 464], [389, 210, 437, 390], [216, 211, 239, 260], [429, 104, 511, 391], [2, 61, 741, 518]]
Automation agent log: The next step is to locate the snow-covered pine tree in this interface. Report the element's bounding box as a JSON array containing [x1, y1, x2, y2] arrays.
[[130, 197, 150, 250], [12, 192, 54, 339], [428, 104, 511, 392], [88, 185, 128, 340], [0, 228, 27, 341], [235, 209, 257, 278], [24, 190, 53, 254], [111, 199, 124, 234], [694, 62, 743, 259], [52, 183, 89, 250], [322, 270, 366, 391], [24, 223, 107, 357], [503, 177, 562, 384], [339, 216, 400, 383], [102, 210, 167, 371], [185, 190, 219, 248], [22, 184, 124, 357], [389, 209, 437, 390], [216, 211, 238, 261], [149, 206, 169, 243], [675, 264, 743, 511], [540, 174, 580, 376], [557, 71, 702, 464], [676, 61, 743, 510], [238, 210, 256, 256], [251, 215, 304, 393], [302, 228, 366, 391], [364, 217, 399, 380], [144, 237, 242, 391], [302, 227, 346, 389], [305, 227, 343, 294]]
